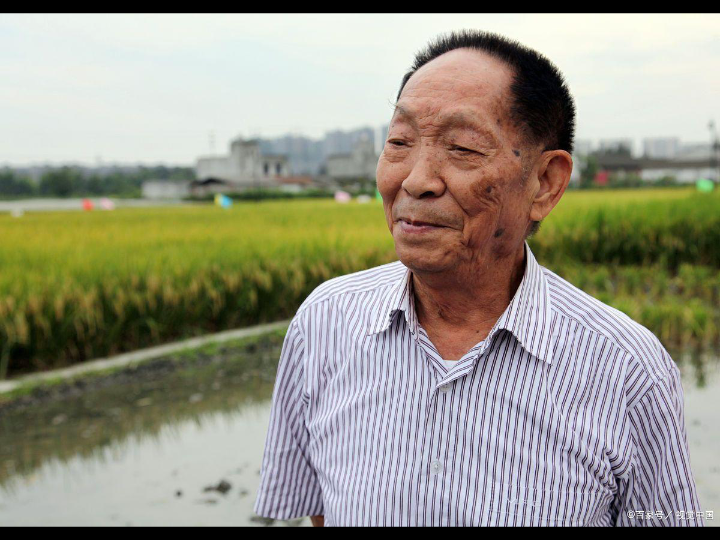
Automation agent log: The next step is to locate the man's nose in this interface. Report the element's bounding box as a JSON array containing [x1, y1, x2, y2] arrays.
[[401, 147, 446, 199]]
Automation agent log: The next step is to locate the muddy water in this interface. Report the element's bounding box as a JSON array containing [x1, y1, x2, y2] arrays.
[[0, 338, 717, 526], [0, 333, 301, 526]]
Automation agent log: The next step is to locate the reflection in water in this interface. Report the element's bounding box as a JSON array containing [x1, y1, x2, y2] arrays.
[[0, 332, 306, 526], [679, 348, 720, 390], [0, 336, 717, 526], [676, 350, 720, 524]]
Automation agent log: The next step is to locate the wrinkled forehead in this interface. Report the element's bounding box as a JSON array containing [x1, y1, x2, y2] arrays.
[[389, 103, 502, 148], [393, 49, 513, 127]]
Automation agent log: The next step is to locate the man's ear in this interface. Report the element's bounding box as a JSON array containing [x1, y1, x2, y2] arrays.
[[529, 150, 573, 222]]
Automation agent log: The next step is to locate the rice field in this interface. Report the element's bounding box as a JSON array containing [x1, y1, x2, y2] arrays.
[[0, 187, 718, 378]]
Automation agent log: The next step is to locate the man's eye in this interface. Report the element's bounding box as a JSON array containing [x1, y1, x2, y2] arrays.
[[387, 140, 407, 147], [451, 145, 477, 154]]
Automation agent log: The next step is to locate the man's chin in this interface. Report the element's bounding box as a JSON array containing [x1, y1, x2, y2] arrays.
[[395, 246, 454, 274]]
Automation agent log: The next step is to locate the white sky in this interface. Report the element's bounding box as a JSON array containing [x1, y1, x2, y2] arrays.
[[1, 13, 719, 165]]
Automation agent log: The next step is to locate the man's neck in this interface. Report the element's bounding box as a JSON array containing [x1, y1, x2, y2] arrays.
[[412, 243, 527, 337]]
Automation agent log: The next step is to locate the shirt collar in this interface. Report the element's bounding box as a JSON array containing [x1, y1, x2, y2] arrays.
[[365, 241, 556, 364]]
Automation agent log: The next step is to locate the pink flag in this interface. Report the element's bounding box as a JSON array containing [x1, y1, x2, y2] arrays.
[[100, 198, 115, 210]]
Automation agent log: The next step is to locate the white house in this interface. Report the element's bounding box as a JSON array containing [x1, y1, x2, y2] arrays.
[[141, 180, 191, 199], [195, 137, 290, 187], [326, 135, 378, 180]]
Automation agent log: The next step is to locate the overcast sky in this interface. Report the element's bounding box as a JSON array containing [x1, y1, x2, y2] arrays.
[[1, 13, 719, 165]]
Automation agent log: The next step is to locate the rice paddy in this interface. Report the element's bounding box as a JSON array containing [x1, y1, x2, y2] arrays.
[[0, 187, 717, 378]]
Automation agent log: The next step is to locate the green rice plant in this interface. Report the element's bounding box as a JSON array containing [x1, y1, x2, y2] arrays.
[[0, 188, 718, 377]]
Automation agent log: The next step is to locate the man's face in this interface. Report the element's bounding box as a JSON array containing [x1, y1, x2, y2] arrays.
[[376, 48, 539, 275]]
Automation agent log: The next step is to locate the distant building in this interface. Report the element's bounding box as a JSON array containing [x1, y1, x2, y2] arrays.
[[593, 140, 719, 183], [195, 137, 290, 187], [677, 142, 714, 162], [274, 175, 316, 193], [258, 135, 325, 176], [187, 178, 230, 197], [639, 165, 717, 183], [642, 137, 680, 159], [256, 125, 385, 177], [598, 138, 634, 156], [639, 142, 718, 182], [141, 180, 190, 199], [376, 124, 389, 155], [323, 127, 375, 157], [571, 139, 594, 185], [325, 135, 378, 181]]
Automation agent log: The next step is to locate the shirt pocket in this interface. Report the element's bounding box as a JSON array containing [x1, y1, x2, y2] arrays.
[[487, 481, 607, 526]]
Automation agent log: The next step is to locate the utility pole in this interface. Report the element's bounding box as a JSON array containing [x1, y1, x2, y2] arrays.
[[708, 120, 720, 183], [710, 120, 719, 183]]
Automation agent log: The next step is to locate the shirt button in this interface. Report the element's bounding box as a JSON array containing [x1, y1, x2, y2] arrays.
[[430, 460, 443, 475], [439, 384, 451, 393]]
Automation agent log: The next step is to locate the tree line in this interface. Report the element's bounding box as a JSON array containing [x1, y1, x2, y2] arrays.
[[0, 166, 196, 199]]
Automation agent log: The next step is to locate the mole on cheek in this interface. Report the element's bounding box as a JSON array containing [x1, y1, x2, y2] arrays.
[[472, 181, 500, 202], [494, 228, 505, 238], [512, 149, 521, 157]]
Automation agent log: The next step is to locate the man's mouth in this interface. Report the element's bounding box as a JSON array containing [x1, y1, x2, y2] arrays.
[[402, 219, 436, 226], [397, 218, 445, 233]]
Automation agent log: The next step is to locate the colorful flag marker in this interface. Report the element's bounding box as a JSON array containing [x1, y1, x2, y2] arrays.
[[334, 190, 351, 203], [215, 193, 233, 208], [696, 178, 714, 193], [100, 198, 115, 210]]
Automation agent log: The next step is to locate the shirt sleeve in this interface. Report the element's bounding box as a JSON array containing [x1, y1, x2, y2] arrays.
[[612, 356, 703, 526], [253, 316, 324, 520]]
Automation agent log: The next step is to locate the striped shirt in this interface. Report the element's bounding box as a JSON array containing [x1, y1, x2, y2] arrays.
[[254, 241, 702, 526]]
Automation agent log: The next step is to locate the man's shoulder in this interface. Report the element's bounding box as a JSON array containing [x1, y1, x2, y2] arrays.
[[542, 266, 677, 386], [296, 260, 407, 316]]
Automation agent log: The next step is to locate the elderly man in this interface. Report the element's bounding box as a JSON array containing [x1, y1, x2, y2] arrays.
[[254, 30, 702, 526]]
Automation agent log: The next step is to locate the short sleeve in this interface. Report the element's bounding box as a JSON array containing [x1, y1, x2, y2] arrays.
[[253, 317, 324, 519], [612, 356, 703, 526]]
